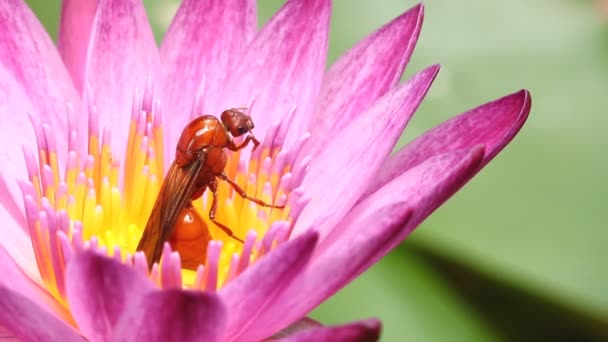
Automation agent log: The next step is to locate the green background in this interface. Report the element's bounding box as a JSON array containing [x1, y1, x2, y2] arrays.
[[26, 0, 608, 340]]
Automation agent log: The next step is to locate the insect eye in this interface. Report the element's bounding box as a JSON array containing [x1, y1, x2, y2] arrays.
[[237, 126, 247, 135]]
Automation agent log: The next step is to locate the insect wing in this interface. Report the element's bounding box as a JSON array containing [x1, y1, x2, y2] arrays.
[[136, 160, 203, 267]]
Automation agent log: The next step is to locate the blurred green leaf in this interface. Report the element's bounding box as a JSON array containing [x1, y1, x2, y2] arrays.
[[311, 248, 500, 341], [399, 0, 608, 320]]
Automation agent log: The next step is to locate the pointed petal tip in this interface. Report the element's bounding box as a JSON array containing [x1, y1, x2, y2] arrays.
[[299, 228, 320, 246], [519, 88, 532, 114], [412, 2, 424, 17], [408, 64, 440, 91], [506, 88, 532, 112], [425, 63, 441, 77], [273, 318, 382, 342], [469, 143, 487, 163], [360, 317, 382, 330], [347, 318, 382, 342], [398, 2, 424, 25], [492, 88, 532, 139]]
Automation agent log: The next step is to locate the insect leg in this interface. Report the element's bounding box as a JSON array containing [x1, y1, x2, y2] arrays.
[[228, 135, 260, 152], [208, 179, 244, 243], [218, 171, 285, 208]]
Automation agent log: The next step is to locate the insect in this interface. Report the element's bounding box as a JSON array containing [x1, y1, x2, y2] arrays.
[[136, 109, 285, 269]]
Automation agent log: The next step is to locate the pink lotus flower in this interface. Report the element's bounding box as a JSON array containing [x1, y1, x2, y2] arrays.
[[0, 0, 531, 341]]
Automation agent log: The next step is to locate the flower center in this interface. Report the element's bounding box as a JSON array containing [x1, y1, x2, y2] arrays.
[[19, 83, 310, 308]]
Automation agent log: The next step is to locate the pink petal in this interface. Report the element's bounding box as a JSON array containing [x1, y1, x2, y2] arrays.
[[0, 65, 35, 224], [253, 147, 483, 335], [0, 0, 80, 133], [0, 208, 43, 286], [160, 0, 257, 149], [354, 146, 485, 272], [247, 206, 412, 341], [0, 286, 82, 342], [218, 0, 330, 148], [113, 289, 227, 342], [84, 0, 159, 154], [0, 245, 71, 322], [221, 230, 319, 342], [0, 325, 19, 340], [306, 3, 424, 156], [268, 317, 321, 339], [367, 89, 531, 194], [273, 318, 381, 342], [0, 0, 81, 212], [58, 0, 98, 93], [294, 65, 439, 240], [65, 251, 154, 342]]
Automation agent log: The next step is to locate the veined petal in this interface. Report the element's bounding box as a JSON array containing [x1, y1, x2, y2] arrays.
[[113, 290, 227, 342], [250, 206, 412, 340], [253, 147, 483, 335], [267, 317, 321, 339], [306, 3, 424, 155], [219, 0, 330, 148], [59, 0, 98, 93], [221, 230, 319, 342], [367, 89, 531, 194], [0, 0, 80, 138], [0, 246, 70, 322], [84, 0, 159, 154], [0, 1, 81, 212], [0, 286, 82, 342], [0, 325, 18, 340], [272, 318, 381, 342], [322, 146, 485, 255], [0, 64, 35, 222], [355, 146, 485, 271], [65, 251, 154, 342], [0, 209, 41, 286], [295, 65, 439, 240], [161, 0, 257, 150]]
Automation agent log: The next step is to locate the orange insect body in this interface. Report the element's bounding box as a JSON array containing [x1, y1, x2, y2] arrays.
[[175, 115, 230, 200], [169, 206, 210, 270], [136, 109, 283, 270]]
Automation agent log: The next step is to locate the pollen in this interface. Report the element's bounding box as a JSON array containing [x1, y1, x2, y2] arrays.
[[19, 80, 310, 308]]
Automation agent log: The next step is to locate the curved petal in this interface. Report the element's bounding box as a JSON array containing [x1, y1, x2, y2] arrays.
[[59, 0, 98, 93], [0, 286, 82, 342], [0, 246, 71, 322], [253, 147, 484, 336], [306, 3, 424, 156], [221, 230, 319, 342], [249, 206, 412, 341], [218, 0, 330, 148], [113, 289, 227, 342], [274, 318, 381, 342], [65, 251, 154, 342], [0, 206, 41, 285], [322, 146, 484, 255], [0, 0, 82, 214], [356, 146, 485, 271], [0, 0, 80, 140], [366, 89, 531, 195], [0, 64, 35, 223], [294, 65, 439, 240], [267, 317, 321, 339], [0, 325, 19, 340], [84, 0, 159, 154], [160, 0, 256, 150]]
